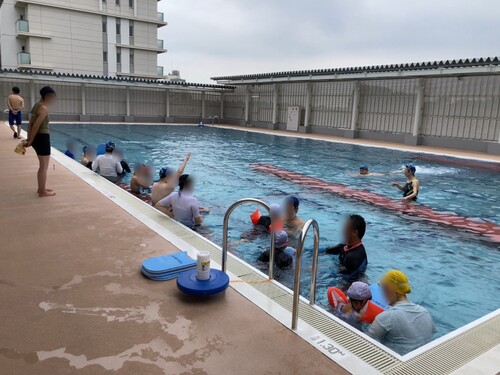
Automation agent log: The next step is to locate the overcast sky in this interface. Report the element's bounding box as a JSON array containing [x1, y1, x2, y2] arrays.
[[158, 0, 500, 84]]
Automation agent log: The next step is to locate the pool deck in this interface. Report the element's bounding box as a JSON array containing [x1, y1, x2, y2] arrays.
[[214, 124, 500, 163], [0, 124, 348, 374]]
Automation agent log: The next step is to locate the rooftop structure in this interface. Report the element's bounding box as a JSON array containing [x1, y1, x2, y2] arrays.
[[0, 0, 167, 79]]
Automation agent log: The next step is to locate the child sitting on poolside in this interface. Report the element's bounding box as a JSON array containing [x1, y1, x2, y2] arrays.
[[257, 230, 295, 269]]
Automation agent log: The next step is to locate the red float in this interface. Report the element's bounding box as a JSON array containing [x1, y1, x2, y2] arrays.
[[251, 164, 500, 242]]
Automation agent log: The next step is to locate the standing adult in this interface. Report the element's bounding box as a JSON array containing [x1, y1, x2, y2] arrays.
[[7, 86, 24, 139], [23, 86, 57, 197]]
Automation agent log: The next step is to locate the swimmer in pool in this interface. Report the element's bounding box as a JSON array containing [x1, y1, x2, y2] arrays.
[[335, 281, 374, 329], [114, 148, 131, 176], [325, 214, 368, 279], [391, 164, 419, 200], [350, 165, 384, 177], [239, 203, 283, 242], [263, 203, 284, 232], [130, 164, 153, 194], [283, 196, 305, 246], [367, 270, 436, 355], [155, 174, 204, 227], [257, 230, 295, 269], [64, 140, 77, 159], [151, 152, 191, 206], [81, 145, 96, 169], [92, 141, 123, 182]]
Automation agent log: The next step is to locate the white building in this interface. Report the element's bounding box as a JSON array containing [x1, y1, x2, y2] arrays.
[[0, 0, 167, 78]]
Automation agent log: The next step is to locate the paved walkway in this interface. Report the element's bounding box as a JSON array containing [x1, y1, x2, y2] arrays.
[[0, 124, 348, 375]]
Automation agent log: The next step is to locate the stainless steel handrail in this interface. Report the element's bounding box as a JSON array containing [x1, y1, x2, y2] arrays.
[[291, 219, 320, 330], [222, 198, 276, 279]]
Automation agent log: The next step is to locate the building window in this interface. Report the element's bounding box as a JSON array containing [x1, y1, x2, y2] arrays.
[[129, 25, 134, 37], [116, 0, 120, 5], [102, 21, 107, 33], [130, 51, 134, 66], [116, 20, 121, 35], [116, 50, 121, 64], [129, 0, 133, 8], [103, 51, 108, 63]]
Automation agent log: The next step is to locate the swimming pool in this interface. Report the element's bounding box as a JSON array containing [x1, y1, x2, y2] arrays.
[[50, 123, 500, 341]]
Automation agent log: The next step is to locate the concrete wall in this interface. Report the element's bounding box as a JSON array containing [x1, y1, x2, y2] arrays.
[[0, 0, 23, 69], [27, 5, 103, 73], [0, 0, 163, 77], [220, 75, 500, 154], [0, 76, 224, 123]]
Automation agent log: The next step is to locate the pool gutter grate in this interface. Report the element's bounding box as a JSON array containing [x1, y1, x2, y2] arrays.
[[51, 151, 500, 375]]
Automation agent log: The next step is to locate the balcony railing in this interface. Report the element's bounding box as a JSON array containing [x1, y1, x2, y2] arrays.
[[157, 66, 164, 77], [157, 39, 164, 49], [157, 12, 164, 22], [17, 51, 31, 65], [16, 19, 29, 33]]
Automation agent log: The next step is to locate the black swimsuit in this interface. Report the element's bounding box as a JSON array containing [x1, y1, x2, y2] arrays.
[[403, 179, 418, 200]]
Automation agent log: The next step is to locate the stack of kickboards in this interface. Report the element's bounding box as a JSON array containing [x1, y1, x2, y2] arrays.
[[142, 251, 196, 281]]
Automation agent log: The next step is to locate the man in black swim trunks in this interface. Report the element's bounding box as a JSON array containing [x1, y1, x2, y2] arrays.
[[7, 86, 24, 139], [392, 164, 419, 200], [326, 214, 368, 278]]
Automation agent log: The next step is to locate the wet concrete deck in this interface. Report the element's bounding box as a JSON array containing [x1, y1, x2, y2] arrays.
[[0, 124, 348, 375]]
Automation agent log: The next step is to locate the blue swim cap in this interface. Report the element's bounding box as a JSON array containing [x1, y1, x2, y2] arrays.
[[159, 167, 172, 179], [105, 141, 116, 152], [360, 165, 368, 171], [405, 164, 416, 174], [82, 145, 88, 153], [287, 196, 300, 209]]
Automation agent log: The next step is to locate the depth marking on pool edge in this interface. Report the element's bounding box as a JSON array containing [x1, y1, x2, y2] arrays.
[[252, 163, 500, 242], [309, 334, 350, 361]]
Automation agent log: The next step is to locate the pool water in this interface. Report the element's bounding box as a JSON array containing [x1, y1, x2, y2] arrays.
[[51, 124, 500, 341]]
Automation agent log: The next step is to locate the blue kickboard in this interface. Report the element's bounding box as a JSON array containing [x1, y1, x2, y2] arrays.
[[370, 283, 390, 310], [142, 268, 194, 281], [142, 251, 196, 274], [96, 143, 106, 156], [142, 264, 195, 275]]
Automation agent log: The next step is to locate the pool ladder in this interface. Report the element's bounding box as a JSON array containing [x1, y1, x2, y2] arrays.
[[222, 198, 276, 279], [221, 198, 321, 330]]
